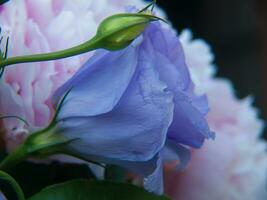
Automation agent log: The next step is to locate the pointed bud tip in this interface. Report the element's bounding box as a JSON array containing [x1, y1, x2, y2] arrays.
[[92, 13, 160, 51]]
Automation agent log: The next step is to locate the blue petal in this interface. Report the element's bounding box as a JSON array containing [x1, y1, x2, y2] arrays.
[[163, 139, 191, 170], [53, 47, 138, 119], [143, 153, 163, 195], [191, 94, 210, 115], [141, 23, 213, 148], [95, 153, 164, 195], [142, 23, 191, 92], [77, 153, 163, 194], [168, 93, 212, 148], [56, 47, 174, 162]]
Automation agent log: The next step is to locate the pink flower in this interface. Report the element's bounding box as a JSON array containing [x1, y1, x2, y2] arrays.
[[164, 30, 267, 200], [0, 0, 148, 151]]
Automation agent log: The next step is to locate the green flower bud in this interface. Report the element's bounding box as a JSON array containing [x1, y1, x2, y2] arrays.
[[92, 13, 160, 50], [0, 12, 162, 69]]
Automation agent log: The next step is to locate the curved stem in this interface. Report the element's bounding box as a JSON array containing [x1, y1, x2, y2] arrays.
[[0, 170, 25, 200], [0, 37, 99, 69]]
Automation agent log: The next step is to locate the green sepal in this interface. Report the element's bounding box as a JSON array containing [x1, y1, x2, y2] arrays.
[[0, 125, 72, 171]]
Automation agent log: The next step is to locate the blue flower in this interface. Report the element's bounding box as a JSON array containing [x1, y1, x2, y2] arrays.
[[52, 22, 214, 194]]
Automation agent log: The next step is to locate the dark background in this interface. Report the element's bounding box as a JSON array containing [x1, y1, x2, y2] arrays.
[[154, 0, 267, 138]]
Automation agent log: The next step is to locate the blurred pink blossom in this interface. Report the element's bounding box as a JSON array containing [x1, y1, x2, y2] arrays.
[[0, 0, 147, 151], [164, 30, 267, 200]]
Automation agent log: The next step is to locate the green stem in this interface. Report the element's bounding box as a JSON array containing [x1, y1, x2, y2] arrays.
[[0, 170, 25, 200], [0, 37, 99, 69]]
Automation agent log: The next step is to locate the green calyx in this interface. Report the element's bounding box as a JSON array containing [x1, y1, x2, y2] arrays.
[[0, 124, 72, 171], [24, 125, 73, 156], [0, 87, 103, 172], [0, 123, 104, 171]]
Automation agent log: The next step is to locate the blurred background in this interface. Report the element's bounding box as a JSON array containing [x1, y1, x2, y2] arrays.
[[154, 0, 267, 138]]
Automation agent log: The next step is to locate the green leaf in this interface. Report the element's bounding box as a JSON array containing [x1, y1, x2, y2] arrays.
[[0, 170, 25, 200], [29, 179, 170, 200]]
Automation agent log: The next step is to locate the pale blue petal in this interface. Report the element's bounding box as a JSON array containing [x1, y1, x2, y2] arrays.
[[53, 47, 138, 119], [144, 153, 163, 195], [56, 49, 174, 161], [83, 153, 163, 194], [191, 94, 210, 115], [163, 139, 191, 170], [141, 27, 191, 92], [141, 23, 213, 148], [168, 93, 212, 148]]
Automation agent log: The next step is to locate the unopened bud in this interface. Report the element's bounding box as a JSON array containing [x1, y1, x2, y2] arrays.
[[92, 13, 160, 50]]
